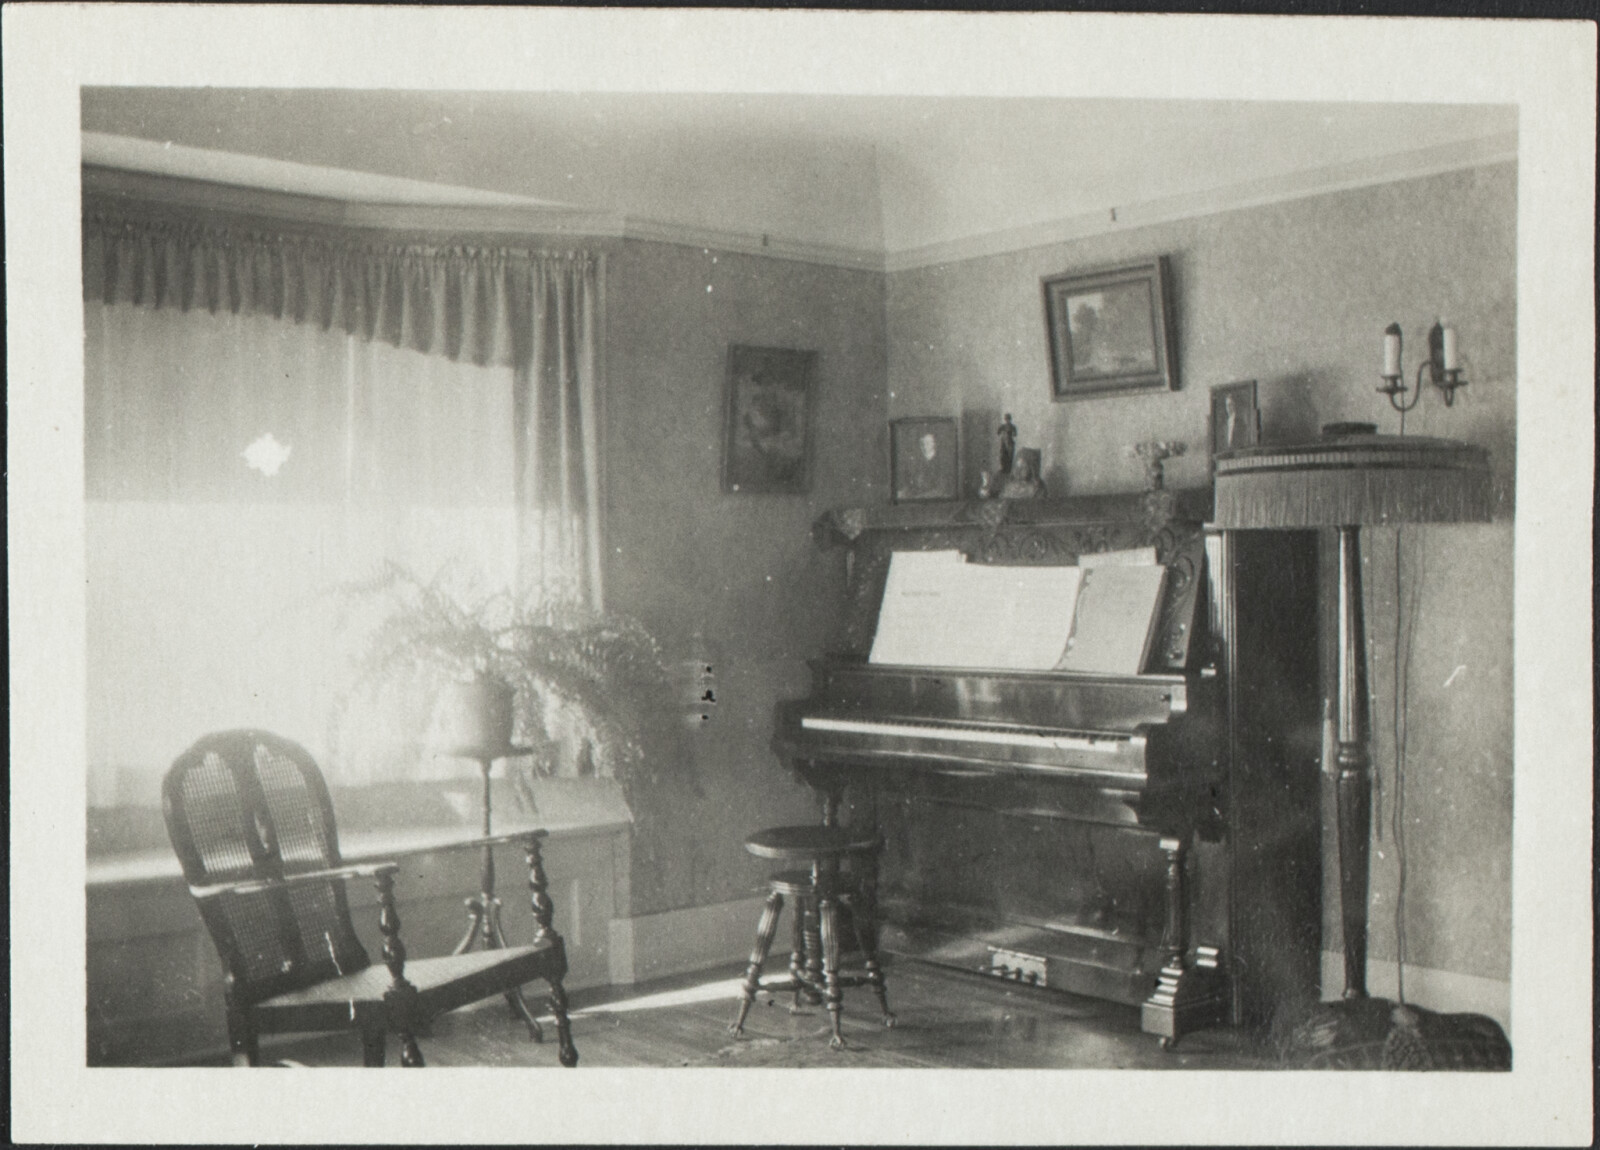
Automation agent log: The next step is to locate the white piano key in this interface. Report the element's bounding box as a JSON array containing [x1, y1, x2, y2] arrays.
[[799, 715, 1136, 754]]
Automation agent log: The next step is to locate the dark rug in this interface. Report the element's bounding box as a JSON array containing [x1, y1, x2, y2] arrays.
[[1276, 997, 1511, 1070]]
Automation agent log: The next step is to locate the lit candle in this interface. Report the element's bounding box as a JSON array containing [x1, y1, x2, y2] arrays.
[[1441, 325, 1459, 371], [1383, 324, 1402, 377]]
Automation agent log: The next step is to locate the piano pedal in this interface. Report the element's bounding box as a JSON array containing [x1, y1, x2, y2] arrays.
[[986, 946, 1048, 988]]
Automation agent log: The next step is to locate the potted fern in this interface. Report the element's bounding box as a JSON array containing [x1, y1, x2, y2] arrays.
[[332, 561, 672, 802]]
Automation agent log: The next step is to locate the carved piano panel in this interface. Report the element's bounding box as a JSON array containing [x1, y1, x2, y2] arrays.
[[777, 492, 1322, 1045]]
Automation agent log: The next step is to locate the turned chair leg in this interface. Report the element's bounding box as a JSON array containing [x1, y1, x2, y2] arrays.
[[375, 870, 426, 1068], [730, 888, 784, 1036], [546, 979, 579, 1067]]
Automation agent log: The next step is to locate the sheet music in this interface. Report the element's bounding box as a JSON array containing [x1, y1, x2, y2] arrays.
[[1056, 563, 1168, 674], [1080, 546, 1157, 567], [869, 550, 1082, 670]]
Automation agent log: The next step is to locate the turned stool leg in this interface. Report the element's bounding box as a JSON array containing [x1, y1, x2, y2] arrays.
[[855, 855, 895, 1027], [818, 890, 846, 1049], [730, 888, 784, 1036], [802, 897, 825, 1005], [787, 893, 810, 1012]]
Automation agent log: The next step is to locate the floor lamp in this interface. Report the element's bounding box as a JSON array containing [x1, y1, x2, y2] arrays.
[[1212, 429, 1490, 1001]]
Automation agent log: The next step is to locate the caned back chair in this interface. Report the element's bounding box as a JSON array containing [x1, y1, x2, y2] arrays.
[[163, 729, 578, 1067]]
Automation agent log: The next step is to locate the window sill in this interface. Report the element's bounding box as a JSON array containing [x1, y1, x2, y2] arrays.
[[87, 776, 632, 888]]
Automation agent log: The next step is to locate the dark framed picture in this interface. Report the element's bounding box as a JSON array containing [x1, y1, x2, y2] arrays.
[[722, 344, 816, 494], [1043, 256, 1177, 400], [890, 416, 959, 503], [1210, 380, 1261, 457]]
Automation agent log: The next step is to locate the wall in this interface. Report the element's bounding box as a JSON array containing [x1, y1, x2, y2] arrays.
[[603, 237, 889, 918], [884, 164, 1517, 995]]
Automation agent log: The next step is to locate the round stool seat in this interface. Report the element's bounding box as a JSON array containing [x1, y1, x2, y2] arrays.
[[743, 824, 879, 861]]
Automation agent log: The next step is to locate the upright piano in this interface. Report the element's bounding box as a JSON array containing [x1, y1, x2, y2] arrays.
[[774, 490, 1324, 1045]]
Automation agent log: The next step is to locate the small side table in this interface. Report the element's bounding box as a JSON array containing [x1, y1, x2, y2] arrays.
[[449, 745, 546, 1041]]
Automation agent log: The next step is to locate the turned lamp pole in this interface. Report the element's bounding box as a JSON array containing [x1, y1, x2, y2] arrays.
[[1211, 429, 1490, 999], [435, 676, 547, 1040]]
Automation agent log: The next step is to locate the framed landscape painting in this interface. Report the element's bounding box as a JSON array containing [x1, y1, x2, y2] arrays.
[[722, 344, 816, 494], [1043, 256, 1178, 399]]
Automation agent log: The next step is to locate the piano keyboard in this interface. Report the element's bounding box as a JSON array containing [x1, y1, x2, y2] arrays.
[[800, 715, 1133, 754]]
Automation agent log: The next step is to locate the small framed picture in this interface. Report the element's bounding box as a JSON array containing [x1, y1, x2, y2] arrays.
[[1210, 380, 1261, 457], [890, 417, 960, 503], [1043, 256, 1178, 400], [722, 344, 817, 494]]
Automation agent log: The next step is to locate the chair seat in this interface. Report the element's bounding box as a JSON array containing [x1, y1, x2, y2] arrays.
[[253, 941, 565, 1033], [744, 824, 879, 861]]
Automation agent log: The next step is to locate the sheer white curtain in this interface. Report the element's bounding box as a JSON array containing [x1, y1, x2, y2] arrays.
[[83, 201, 605, 798]]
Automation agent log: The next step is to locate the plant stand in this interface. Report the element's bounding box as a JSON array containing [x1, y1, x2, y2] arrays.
[[453, 747, 545, 1042]]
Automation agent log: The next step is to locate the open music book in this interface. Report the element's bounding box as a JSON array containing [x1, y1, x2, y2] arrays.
[[869, 548, 1166, 673], [868, 550, 1083, 669], [1056, 562, 1167, 674], [869, 548, 1168, 673]]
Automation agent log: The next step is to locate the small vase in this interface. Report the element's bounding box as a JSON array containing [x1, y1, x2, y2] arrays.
[[433, 676, 515, 758]]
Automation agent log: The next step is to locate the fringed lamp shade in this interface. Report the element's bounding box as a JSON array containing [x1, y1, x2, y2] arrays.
[[1212, 434, 1491, 530], [1211, 428, 1492, 1012]]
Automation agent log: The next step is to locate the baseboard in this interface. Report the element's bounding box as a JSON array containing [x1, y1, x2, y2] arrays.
[[608, 896, 768, 987], [1322, 951, 1511, 1033]]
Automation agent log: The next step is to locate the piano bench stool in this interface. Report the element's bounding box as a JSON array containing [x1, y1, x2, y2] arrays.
[[728, 825, 895, 1048]]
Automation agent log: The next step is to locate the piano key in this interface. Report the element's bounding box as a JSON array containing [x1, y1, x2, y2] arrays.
[[800, 715, 1134, 754]]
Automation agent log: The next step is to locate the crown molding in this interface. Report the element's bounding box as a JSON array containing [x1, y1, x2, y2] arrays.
[[82, 127, 1515, 275], [884, 130, 1519, 273]]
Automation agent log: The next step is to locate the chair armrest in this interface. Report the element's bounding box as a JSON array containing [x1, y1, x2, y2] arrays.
[[188, 860, 400, 900]]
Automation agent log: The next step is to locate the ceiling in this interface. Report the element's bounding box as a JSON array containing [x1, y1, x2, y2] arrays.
[[81, 88, 1517, 266]]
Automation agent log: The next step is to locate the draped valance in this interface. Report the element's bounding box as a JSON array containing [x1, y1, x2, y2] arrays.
[[83, 202, 599, 371]]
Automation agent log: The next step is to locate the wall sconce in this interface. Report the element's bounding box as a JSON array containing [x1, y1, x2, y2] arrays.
[[1378, 321, 1468, 411]]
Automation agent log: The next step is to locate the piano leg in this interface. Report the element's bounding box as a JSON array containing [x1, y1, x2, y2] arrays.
[[729, 888, 785, 1036], [1141, 835, 1228, 1049]]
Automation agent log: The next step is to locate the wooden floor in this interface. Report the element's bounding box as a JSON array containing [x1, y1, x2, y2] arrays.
[[219, 958, 1272, 1070]]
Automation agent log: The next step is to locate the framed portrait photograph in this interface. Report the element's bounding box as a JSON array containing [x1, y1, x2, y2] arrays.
[[890, 416, 959, 503], [1210, 380, 1261, 457], [722, 344, 816, 494], [1043, 256, 1177, 400]]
